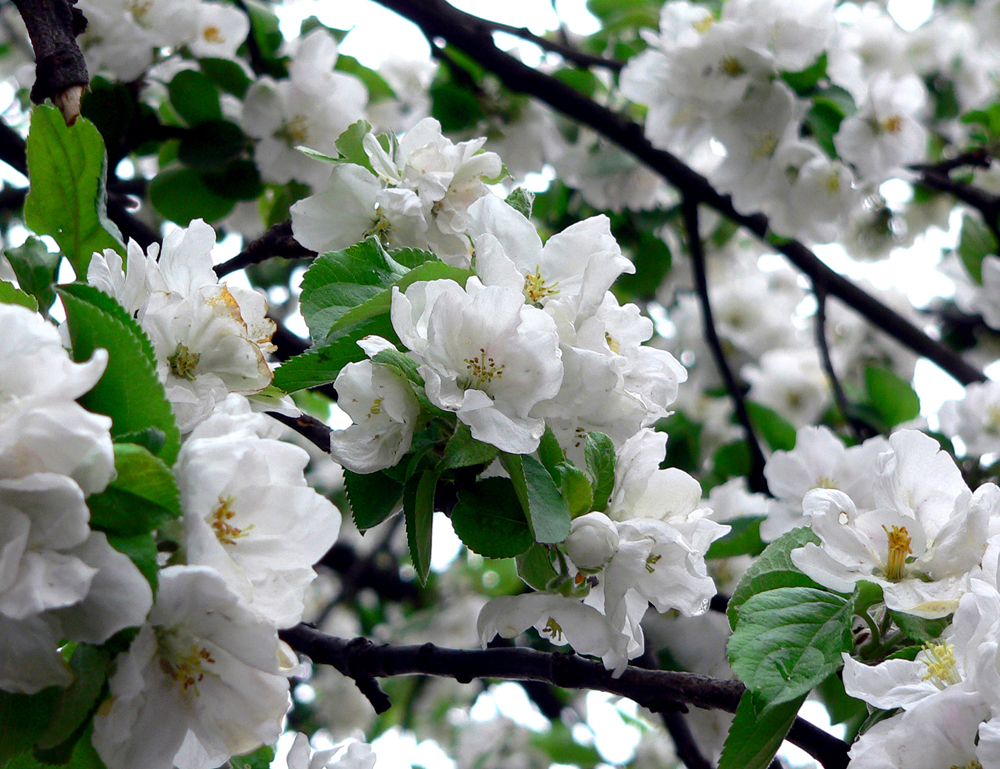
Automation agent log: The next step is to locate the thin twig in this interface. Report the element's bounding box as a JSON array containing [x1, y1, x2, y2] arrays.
[[472, 18, 624, 71], [214, 219, 315, 277], [267, 411, 332, 453], [683, 197, 769, 495], [661, 711, 714, 769], [813, 285, 877, 442]]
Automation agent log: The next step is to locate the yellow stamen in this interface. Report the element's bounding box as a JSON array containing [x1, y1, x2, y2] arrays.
[[202, 25, 224, 43], [645, 554, 662, 574], [880, 115, 903, 134], [168, 344, 200, 381], [369, 398, 383, 416], [542, 617, 564, 643], [751, 132, 780, 160], [276, 114, 309, 147], [207, 495, 253, 546], [524, 266, 559, 303], [720, 56, 746, 78], [463, 348, 504, 390], [156, 630, 218, 697], [882, 524, 912, 581], [921, 642, 961, 688], [605, 332, 620, 354], [693, 16, 714, 33]]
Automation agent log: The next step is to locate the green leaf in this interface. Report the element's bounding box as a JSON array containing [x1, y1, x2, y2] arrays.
[[404, 469, 439, 585], [199, 58, 253, 98], [712, 440, 751, 483], [5, 237, 59, 312], [326, 260, 474, 341], [335, 119, 374, 172], [728, 526, 823, 630], [890, 611, 950, 643], [57, 284, 181, 465], [501, 454, 572, 544], [728, 587, 855, 711], [584, 432, 615, 513], [746, 402, 797, 452], [0, 280, 37, 311], [167, 69, 222, 125], [299, 238, 408, 340], [530, 721, 601, 769], [24, 105, 124, 278], [12, 725, 107, 769], [230, 745, 276, 769], [430, 82, 485, 133], [553, 462, 594, 518], [336, 55, 395, 102], [957, 212, 997, 285], [105, 532, 158, 591], [148, 167, 237, 224], [781, 53, 827, 95], [865, 365, 920, 428], [344, 469, 404, 531], [0, 689, 59, 765], [505, 187, 534, 219], [271, 314, 396, 392], [718, 692, 805, 769], [440, 422, 499, 470], [451, 477, 534, 558], [87, 443, 181, 536], [516, 543, 559, 591], [816, 670, 867, 727], [36, 646, 110, 752], [706, 516, 767, 560], [537, 426, 565, 475], [177, 119, 246, 168]]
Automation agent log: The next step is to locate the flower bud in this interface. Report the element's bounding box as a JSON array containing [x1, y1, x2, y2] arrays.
[[565, 512, 619, 571]]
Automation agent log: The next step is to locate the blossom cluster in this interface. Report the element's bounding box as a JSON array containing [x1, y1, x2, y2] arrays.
[[1, 230, 348, 768]]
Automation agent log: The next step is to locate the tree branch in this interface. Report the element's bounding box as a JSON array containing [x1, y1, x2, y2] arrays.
[[684, 197, 769, 495], [813, 285, 877, 442], [214, 219, 316, 277], [280, 625, 849, 769], [267, 411, 332, 453], [372, 0, 986, 387], [13, 0, 88, 124], [470, 17, 624, 72]]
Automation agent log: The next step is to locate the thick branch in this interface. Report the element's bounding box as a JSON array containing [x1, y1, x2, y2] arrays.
[[267, 412, 332, 453], [684, 198, 769, 495], [373, 0, 986, 387], [13, 0, 88, 124], [280, 625, 849, 769]]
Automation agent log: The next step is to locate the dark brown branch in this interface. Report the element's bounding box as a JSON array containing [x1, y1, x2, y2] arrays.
[[279, 625, 849, 769], [267, 411, 332, 453], [661, 711, 713, 769], [813, 286, 877, 443], [372, 0, 986, 387], [13, 0, 88, 124], [918, 167, 1000, 243], [684, 197, 769, 495], [472, 18, 624, 72], [214, 219, 316, 277]]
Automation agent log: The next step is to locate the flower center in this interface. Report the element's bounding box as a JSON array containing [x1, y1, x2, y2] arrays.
[[129, 0, 152, 23], [605, 332, 620, 354], [523, 266, 559, 303], [720, 56, 746, 78], [921, 642, 961, 688], [880, 115, 903, 134], [276, 115, 310, 147], [168, 343, 200, 381], [156, 629, 218, 696], [541, 617, 564, 643], [825, 172, 842, 194], [752, 132, 780, 160], [463, 348, 504, 390], [693, 16, 714, 33], [202, 25, 224, 43], [882, 524, 912, 581], [207, 495, 253, 546], [645, 553, 662, 574]]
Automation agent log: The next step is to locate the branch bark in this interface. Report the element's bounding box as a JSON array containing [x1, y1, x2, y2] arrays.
[[371, 0, 986, 387], [12, 0, 89, 124], [280, 625, 849, 769]]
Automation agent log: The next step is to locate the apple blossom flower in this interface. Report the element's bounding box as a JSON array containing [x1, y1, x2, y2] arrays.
[[176, 399, 342, 628], [92, 566, 293, 769], [285, 734, 376, 769], [328, 337, 421, 474], [790, 432, 995, 617], [0, 304, 152, 694], [940, 380, 1000, 457], [565, 512, 620, 571], [390, 277, 563, 454], [88, 219, 277, 432]]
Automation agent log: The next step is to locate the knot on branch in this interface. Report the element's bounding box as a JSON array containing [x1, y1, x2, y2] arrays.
[[344, 637, 393, 714]]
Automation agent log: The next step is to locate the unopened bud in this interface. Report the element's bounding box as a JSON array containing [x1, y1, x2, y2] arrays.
[[565, 512, 619, 570]]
